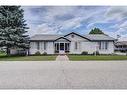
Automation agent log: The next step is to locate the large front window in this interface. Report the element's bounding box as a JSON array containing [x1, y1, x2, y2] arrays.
[[98, 42, 108, 50]]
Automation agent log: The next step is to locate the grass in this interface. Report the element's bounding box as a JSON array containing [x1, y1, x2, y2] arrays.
[[0, 52, 6, 56], [0, 54, 56, 61], [68, 55, 127, 61]]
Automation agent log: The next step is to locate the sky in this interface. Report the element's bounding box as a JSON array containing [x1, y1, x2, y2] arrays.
[[22, 6, 127, 41]]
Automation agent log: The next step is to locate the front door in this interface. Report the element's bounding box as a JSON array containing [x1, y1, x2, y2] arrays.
[[59, 43, 65, 54], [60, 43, 64, 50]]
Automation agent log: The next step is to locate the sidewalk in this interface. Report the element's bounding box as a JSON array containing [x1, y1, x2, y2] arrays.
[[56, 55, 69, 61]]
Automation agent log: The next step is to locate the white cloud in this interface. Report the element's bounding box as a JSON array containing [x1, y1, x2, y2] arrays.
[[119, 21, 127, 28], [35, 23, 60, 34], [119, 36, 127, 41], [60, 17, 83, 30], [105, 7, 127, 21], [23, 6, 127, 41], [23, 6, 106, 35]]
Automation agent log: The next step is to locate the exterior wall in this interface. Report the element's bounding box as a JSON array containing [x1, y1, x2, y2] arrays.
[[98, 41, 114, 54], [65, 33, 89, 54], [29, 33, 115, 55], [81, 41, 114, 54], [29, 41, 54, 54], [69, 42, 82, 54], [81, 42, 96, 54]]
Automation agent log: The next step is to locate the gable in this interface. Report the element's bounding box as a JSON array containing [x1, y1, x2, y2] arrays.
[[64, 32, 90, 42], [54, 37, 71, 42]]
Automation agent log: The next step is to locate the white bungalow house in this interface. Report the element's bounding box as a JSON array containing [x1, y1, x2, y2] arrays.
[[29, 32, 116, 54]]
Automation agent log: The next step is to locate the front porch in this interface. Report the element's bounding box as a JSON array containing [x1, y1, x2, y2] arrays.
[[54, 42, 70, 54]]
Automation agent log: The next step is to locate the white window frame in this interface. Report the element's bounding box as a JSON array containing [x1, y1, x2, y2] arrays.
[[75, 42, 78, 50], [37, 42, 40, 50], [98, 41, 108, 50], [44, 42, 47, 50]]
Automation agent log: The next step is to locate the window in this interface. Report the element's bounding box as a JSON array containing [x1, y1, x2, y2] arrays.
[[98, 42, 108, 50], [44, 42, 47, 50], [71, 34, 74, 38], [98, 42, 101, 50], [37, 42, 40, 50], [105, 42, 108, 50], [75, 42, 78, 50]]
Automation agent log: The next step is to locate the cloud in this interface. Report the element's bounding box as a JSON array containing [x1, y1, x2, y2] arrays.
[[35, 23, 62, 34], [54, 14, 75, 21], [119, 21, 127, 28], [105, 7, 127, 21], [23, 6, 127, 41], [23, 6, 105, 35]]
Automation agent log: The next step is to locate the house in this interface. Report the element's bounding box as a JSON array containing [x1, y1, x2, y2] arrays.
[[115, 41, 127, 52], [29, 32, 116, 54]]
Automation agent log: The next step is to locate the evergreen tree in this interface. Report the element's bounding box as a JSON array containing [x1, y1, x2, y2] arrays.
[[89, 28, 104, 34], [0, 6, 29, 55]]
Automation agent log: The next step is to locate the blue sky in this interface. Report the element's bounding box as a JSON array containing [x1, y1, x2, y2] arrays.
[[22, 6, 127, 40]]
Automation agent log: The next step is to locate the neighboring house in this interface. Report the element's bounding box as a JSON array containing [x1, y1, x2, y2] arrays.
[[115, 41, 127, 52], [29, 32, 116, 54]]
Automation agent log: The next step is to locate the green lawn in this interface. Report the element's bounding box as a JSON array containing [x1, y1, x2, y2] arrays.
[[68, 55, 127, 61], [0, 52, 6, 56], [0, 55, 57, 61]]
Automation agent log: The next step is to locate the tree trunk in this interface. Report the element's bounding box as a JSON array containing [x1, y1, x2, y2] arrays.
[[6, 47, 10, 55]]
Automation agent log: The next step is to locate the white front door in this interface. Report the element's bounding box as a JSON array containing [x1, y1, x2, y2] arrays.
[[59, 43, 65, 54]]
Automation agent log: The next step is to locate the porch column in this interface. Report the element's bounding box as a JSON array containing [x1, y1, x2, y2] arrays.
[[59, 42, 60, 51], [64, 43, 65, 51], [68, 43, 69, 51]]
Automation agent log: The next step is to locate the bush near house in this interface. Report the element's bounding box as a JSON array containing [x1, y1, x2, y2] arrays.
[[34, 51, 41, 56], [42, 52, 47, 56], [81, 51, 88, 55], [93, 51, 100, 55]]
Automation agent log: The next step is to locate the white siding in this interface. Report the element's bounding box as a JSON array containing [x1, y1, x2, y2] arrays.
[[65, 33, 89, 54], [81, 42, 96, 54], [98, 41, 114, 54], [29, 41, 54, 54], [81, 41, 114, 54], [29, 33, 115, 55]]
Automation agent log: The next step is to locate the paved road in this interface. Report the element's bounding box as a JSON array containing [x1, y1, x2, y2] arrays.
[[0, 61, 127, 89]]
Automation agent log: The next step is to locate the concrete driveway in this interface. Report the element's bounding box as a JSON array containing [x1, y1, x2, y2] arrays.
[[0, 61, 127, 89]]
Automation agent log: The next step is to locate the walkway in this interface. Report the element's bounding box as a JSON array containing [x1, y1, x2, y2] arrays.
[[56, 55, 69, 61]]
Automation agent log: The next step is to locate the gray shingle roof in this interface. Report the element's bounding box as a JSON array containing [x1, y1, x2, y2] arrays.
[[115, 41, 127, 46], [30, 33, 116, 41], [30, 34, 62, 41], [84, 34, 116, 41]]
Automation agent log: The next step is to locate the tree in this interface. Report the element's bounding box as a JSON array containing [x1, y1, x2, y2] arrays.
[[89, 28, 104, 34], [0, 6, 29, 55]]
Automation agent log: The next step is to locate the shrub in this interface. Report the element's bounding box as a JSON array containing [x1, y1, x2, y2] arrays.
[[93, 51, 100, 55], [34, 51, 41, 55], [42, 52, 47, 56], [81, 51, 88, 55]]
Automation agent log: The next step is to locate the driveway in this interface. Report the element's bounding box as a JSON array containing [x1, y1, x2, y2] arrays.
[[0, 61, 127, 89]]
